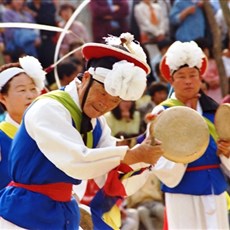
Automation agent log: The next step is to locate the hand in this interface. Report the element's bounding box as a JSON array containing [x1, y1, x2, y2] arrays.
[[145, 113, 157, 123], [112, 5, 120, 12], [122, 141, 164, 166], [186, 5, 196, 15], [217, 140, 230, 158]]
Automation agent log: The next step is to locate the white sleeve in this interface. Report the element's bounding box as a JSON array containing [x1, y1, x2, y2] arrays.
[[220, 155, 230, 172], [25, 98, 128, 180], [152, 156, 187, 187]]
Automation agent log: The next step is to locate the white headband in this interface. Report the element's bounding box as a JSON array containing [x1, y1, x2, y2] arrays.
[[88, 67, 110, 83], [88, 60, 146, 101], [0, 67, 25, 90], [0, 56, 46, 92]]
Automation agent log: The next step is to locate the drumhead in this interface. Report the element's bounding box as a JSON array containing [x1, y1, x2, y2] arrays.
[[215, 103, 230, 140], [150, 106, 209, 163]]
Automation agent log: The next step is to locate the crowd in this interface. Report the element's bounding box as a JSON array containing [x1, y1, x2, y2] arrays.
[[0, 0, 230, 230]]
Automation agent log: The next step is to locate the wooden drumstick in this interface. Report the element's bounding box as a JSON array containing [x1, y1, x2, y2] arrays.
[[149, 121, 156, 146]]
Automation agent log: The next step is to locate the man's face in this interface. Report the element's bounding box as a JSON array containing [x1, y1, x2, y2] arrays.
[[170, 67, 202, 101], [79, 73, 121, 118]]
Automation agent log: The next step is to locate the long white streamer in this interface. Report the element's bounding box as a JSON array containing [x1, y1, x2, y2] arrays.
[[0, 22, 72, 34], [45, 46, 83, 72], [54, 0, 91, 88]]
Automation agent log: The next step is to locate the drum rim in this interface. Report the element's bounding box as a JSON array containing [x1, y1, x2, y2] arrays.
[[214, 103, 230, 140]]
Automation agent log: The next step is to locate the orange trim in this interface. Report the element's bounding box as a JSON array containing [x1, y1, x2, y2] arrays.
[[186, 164, 219, 172], [8, 181, 72, 202]]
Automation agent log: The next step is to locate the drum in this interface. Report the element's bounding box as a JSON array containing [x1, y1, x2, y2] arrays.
[[215, 103, 230, 140], [149, 106, 210, 163]]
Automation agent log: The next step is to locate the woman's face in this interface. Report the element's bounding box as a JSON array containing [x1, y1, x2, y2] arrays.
[[0, 73, 39, 122], [119, 100, 133, 120]]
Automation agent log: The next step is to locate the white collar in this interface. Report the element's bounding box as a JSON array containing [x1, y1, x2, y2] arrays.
[[5, 113, 20, 128]]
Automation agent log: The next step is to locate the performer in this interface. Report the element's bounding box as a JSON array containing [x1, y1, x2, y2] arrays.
[[151, 40, 230, 229], [0, 33, 163, 229], [0, 56, 46, 190]]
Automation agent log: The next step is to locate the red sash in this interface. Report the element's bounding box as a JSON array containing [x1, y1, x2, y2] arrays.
[[186, 164, 219, 172], [8, 181, 72, 202]]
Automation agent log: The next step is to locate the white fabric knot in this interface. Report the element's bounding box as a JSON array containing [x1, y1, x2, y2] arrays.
[[166, 41, 205, 73], [88, 60, 146, 101], [19, 56, 46, 91], [104, 60, 146, 100]]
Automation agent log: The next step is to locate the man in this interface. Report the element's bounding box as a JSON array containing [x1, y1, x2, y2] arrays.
[[151, 40, 230, 229], [0, 32, 163, 229]]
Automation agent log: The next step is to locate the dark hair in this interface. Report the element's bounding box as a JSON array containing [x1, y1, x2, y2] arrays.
[[86, 56, 121, 70], [111, 101, 136, 120], [0, 78, 14, 111], [0, 62, 21, 110], [57, 62, 78, 80], [194, 37, 213, 58], [58, 3, 75, 16], [156, 38, 173, 51], [148, 82, 168, 96]]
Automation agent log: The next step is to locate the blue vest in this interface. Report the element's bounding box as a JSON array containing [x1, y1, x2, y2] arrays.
[[161, 101, 227, 195], [0, 90, 102, 229], [0, 131, 12, 189]]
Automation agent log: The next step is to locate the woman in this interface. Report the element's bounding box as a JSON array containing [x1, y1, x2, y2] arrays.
[[0, 55, 46, 189], [104, 100, 141, 138]]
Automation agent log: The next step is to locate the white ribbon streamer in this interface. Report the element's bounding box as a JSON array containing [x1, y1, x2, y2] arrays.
[[54, 0, 91, 88], [0, 22, 72, 34]]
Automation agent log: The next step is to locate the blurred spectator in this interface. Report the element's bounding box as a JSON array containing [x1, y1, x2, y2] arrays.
[[57, 3, 90, 57], [1, 0, 41, 57], [2, 48, 25, 64], [157, 0, 172, 38], [26, 0, 57, 86], [150, 38, 173, 82], [215, 0, 230, 48], [134, 0, 167, 44], [222, 37, 230, 79], [155, 62, 171, 90], [49, 60, 81, 91], [68, 41, 86, 69], [138, 81, 168, 133], [126, 172, 164, 230], [169, 0, 206, 42], [120, 199, 140, 230], [89, 0, 129, 43], [195, 37, 222, 103], [104, 100, 141, 138], [129, 0, 141, 42]]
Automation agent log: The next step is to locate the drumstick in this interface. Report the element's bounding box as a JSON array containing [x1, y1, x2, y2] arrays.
[[149, 121, 156, 146]]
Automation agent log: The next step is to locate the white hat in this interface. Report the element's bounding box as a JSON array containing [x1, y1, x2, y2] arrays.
[[160, 41, 208, 82], [0, 56, 46, 91]]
